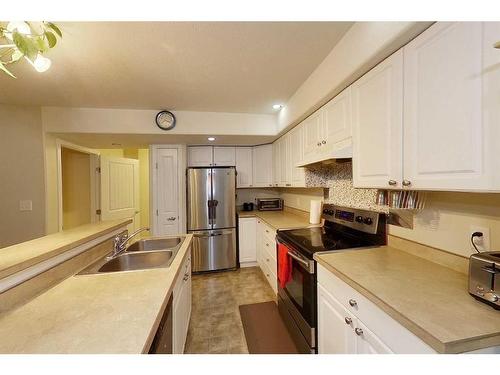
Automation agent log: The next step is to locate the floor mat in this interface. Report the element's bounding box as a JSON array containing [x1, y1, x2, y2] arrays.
[[239, 301, 299, 354]]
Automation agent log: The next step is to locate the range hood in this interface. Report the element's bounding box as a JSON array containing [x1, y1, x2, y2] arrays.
[[296, 138, 352, 167]]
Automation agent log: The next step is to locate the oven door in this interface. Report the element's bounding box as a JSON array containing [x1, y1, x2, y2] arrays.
[[279, 242, 316, 331]]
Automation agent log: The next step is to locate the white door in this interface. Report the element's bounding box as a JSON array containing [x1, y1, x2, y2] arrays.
[[238, 217, 257, 263], [352, 49, 403, 189], [355, 320, 393, 354], [155, 148, 180, 235], [213, 147, 236, 166], [302, 110, 323, 162], [252, 144, 273, 187], [235, 147, 253, 188], [403, 22, 488, 191], [100, 156, 139, 232], [188, 146, 212, 167], [317, 284, 356, 354], [289, 126, 306, 187], [322, 86, 352, 153]]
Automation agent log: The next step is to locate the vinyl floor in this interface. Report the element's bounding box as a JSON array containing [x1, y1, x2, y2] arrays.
[[184, 267, 276, 354]]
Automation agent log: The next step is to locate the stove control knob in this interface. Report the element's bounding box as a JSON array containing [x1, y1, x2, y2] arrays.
[[363, 217, 373, 225], [355, 216, 363, 223], [322, 209, 329, 214], [328, 209, 334, 215]]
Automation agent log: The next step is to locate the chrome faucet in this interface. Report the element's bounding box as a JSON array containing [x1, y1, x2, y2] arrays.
[[111, 227, 150, 258]]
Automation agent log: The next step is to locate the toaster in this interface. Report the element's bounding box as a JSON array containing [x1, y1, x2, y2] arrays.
[[256, 198, 283, 211], [468, 251, 500, 309]]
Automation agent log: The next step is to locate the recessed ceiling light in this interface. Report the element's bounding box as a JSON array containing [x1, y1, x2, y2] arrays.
[[273, 104, 283, 110], [208, 137, 216, 142], [111, 143, 122, 146]]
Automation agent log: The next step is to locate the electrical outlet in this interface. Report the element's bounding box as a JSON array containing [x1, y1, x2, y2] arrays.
[[19, 200, 32, 211], [470, 225, 490, 252]]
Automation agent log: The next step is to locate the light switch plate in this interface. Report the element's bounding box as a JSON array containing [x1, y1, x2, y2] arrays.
[[19, 200, 33, 211]]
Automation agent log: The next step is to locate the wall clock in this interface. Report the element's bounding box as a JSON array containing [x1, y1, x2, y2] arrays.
[[155, 110, 176, 131]]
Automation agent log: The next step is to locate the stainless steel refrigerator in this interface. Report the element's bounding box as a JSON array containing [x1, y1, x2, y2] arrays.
[[187, 167, 237, 273]]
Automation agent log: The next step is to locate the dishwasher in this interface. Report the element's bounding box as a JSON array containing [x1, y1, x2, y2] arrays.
[[148, 294, 173, 354]]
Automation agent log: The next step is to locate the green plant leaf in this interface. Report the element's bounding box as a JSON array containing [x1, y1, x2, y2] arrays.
[[47, 22, 62, 38], [0, 60, 16, 78], [36, 36, 49, 52], [13, 31, 38, 60], [44, 31, 56, 48], [11, 49, 23, 62]]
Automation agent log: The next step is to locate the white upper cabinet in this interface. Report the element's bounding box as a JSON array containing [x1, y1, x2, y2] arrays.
[[403, 22, 490, 191], [322, 86, 353, 157], [280, 135, 291, 187], [213, 147, 236, 166], [235, 147, 253, 188], [289, 125, 306, 187], [273, 140, 281, 187], [352, 50, 404, 189], [188, 146, 213, 167], [302, 110, 324, 163], [252, 144, 273, 187]]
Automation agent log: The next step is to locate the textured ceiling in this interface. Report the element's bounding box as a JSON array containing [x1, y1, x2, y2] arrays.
[[0, 22, 352, 114]]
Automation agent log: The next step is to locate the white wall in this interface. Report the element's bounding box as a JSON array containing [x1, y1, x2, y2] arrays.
[[277, 22, 432, 133], [42, 107, 278, 136], [0, 104, 46, 248]]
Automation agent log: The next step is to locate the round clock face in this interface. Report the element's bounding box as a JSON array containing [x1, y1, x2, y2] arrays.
[[155, 110, 176, 131]]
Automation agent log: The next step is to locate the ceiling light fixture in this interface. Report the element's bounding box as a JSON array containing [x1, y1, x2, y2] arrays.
[[273, 104, 283, 110], [0, 21, 62, 78], [208, 137, 216, 142]]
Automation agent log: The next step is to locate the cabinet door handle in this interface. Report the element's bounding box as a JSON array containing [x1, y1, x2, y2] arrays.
[[349, 299, 357, 307], [388, 180, 397, 186], [344, 317, 352, 325], [354, 328, 363, 336], [167, 217, 176, 221], [266, 243, 269, 247], [317, 142, 322, 146], [402, 180, 412, 187], [183, 273, 189, 281], [322, 140, 326, 144]]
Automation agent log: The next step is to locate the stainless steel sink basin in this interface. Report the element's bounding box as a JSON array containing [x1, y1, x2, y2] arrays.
[[98, 251, 174, 273], [126, 237, 182, 252], [77, 236, 185, 275]]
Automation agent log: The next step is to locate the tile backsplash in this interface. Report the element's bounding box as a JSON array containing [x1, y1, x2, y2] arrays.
[[305, 161, 384, 211]]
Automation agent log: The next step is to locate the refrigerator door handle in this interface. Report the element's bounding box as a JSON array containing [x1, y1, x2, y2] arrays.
[[213, 200, 218, 223], [207, 199, 215, 225]]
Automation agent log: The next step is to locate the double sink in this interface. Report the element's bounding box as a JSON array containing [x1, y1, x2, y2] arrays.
[[78, 237, 184, 275]]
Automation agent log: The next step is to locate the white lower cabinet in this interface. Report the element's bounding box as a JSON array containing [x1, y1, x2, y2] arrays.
[[256, 219, 278, 295], [238, 217, 257, 265], [317, 264, 434, 354], [173, 249, 192, 354], [317, 284, 356, 354]]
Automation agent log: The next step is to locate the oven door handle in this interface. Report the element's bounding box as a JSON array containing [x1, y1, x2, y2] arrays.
[[287, 250, 314, 273]]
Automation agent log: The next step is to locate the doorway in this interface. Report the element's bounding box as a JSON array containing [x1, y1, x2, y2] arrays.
[[60, 146, 99, 230]]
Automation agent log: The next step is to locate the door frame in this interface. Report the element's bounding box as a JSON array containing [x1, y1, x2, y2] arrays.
[[56, 139, 100, 231], [150, 144, 187, 236]]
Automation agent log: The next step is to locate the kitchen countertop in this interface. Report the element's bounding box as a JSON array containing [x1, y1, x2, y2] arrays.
[[0, 234, 193, 354], [0, 220, 132, 280], [314, 246, 500, 353], [238, 209, 316, 230]]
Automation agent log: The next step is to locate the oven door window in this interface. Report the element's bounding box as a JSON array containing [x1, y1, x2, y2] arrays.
[[283, 256, 316, 327]]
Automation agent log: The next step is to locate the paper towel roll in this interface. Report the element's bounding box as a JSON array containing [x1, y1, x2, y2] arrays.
[[309, 200, 322, 224]]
